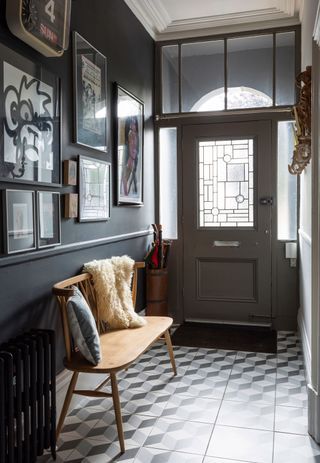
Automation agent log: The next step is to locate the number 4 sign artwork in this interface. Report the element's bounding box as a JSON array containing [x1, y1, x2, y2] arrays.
[[6, 0, 72, 57]]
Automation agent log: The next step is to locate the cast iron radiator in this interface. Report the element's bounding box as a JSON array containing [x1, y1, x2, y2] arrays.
[[0, 330, 56, 462]]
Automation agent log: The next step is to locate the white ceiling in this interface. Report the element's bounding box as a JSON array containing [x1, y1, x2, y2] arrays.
[[124, 0, 303, 41]]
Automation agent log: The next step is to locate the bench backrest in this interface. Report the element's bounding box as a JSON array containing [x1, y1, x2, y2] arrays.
[[52, 262, 145, 361]]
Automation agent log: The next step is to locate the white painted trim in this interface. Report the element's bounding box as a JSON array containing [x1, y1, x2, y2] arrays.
[[298, 307, 312, 383], [124, 0, 301, 41], [154, 17, 300, 41], [278, 0, 296, 16], [313, 1, 320, 46], [299, 228, 312, 246]]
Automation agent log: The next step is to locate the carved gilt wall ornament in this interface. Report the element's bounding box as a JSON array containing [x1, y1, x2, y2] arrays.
[[288, 66, 312, 175]]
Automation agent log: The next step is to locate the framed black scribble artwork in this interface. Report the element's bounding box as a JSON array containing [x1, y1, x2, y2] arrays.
[[0, 43, 61, 186]]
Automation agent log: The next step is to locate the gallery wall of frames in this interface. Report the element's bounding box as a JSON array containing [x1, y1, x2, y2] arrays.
[[0, 0, 155, 349], [0, 0, 153, 259]]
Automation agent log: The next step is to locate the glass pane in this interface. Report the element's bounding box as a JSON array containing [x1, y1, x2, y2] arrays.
[[276, 32, 296, 106], [198, 139, 254, 228], [159, 128, 178, 239], [227, 35, 273, 109], [277, 121, 297, 240], [181, 40, 224, 112], [162, 45, 179, 114]]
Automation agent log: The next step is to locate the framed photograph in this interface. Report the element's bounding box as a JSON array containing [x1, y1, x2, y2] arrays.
[[63, 160, 77, 185], [116, 85, 144, 205], [64, 193, 78, 219], [73, 32, 107, 152], [79, 155, 110, 222], [0, 43, 61, 186], [37, 191, 61, 248], [5, 189, 36, 254]]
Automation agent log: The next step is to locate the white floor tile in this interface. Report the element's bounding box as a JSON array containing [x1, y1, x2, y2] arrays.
[[207, 425, 273, 463], [273, 432, 320, 463], [275, 405, 308, 435], [217, 400, 275, 431]]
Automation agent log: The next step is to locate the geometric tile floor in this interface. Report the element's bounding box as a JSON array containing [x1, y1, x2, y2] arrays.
[[39, 331, 320, 463]]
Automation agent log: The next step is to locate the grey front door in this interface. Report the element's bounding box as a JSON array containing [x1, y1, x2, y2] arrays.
[[182, 121, 272, 324]]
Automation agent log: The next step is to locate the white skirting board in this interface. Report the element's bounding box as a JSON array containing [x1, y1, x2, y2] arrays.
[[297, 307, 311, 384]]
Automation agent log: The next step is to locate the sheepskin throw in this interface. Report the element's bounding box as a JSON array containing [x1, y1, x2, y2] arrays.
[[83, 255, 146, 329]]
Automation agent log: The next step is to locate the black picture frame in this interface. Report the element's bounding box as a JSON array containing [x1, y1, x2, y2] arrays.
[[37, 191, 61, 248], [4, 189, 36, 254], [73, 32, 107, 152], [115, 84, 144, 206], [0, 43, 61, 186], [79, 155, 110, 222]]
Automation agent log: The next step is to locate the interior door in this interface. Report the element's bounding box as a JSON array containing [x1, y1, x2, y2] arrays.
[[182, 121, 272, 324]]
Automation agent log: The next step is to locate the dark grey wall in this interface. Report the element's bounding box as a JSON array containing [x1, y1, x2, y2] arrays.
[[0, 0, 155, 369]]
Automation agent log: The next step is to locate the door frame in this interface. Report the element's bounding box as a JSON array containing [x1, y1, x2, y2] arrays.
[[155, 109, 299, 330]]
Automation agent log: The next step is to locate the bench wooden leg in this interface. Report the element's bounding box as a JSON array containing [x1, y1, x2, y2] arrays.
[[110, 372, 125, 454], [164, 329, 177, 376], [56, 372, 79, 440]]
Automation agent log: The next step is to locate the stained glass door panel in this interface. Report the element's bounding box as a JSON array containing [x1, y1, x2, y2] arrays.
[[198, 139, 254, 227]]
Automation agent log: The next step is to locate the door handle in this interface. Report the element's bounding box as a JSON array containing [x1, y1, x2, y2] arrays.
[[259, 197, 273, 205], [213, 240, 240, 247]]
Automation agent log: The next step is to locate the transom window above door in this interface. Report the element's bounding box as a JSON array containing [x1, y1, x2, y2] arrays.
[[159, 29, 298, 114]]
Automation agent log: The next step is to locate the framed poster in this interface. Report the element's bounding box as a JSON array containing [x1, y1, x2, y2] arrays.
[[73, 32, 107, 152], [5, 189, 36, 254], [116, 85, 144, 205], [0, 43, 61, 186], [79, 155, 110, 222], [37, 191, 61, 248]]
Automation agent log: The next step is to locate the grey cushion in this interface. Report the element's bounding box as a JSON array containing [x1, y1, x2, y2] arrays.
[[67, 286, 101, 365]]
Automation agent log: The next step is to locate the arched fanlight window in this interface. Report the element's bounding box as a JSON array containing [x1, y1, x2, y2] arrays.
[[191, 87, 273, 112]]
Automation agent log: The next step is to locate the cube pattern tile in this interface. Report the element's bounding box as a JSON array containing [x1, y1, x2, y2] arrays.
[[44, 332, 317, 463]]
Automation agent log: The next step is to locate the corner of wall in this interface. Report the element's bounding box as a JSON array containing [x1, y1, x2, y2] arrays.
[[298, 307, 312, 383]]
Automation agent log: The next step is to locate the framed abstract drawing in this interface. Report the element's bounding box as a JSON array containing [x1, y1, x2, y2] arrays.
[[73, 32, 107, 152], [37, 191, 61, 248], [115, 85, 144, 205], [79, 155, 110, 222], [0, 43, 61, 186], [4, 189, 36, 254]]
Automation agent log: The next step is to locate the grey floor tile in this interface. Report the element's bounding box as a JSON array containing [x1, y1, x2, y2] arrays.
[[88, 413, 157, 448], [273, 432, 320, 462], [217, 399, 275, 431], [203, 458, 252, 463], [162, 395, 221, 423], [275, 405, 308, 435], [275, 380, 308, 408], [135, 447, 204, 462], [207, 425, 274, 463], [145, 417, 213, 454]]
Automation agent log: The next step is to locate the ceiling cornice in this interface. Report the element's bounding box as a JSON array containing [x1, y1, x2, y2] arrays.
[[125, 0, 301, 41]]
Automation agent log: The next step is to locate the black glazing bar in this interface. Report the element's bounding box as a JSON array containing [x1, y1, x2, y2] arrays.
[[0, 358, 5, 463], [224, 38, 228, 110], [1, 352, 14, 463], [178, 44, 182, 113], [34, 334, 44, 456], [17, 342, 30, 463], [273, 33, 276, 106]]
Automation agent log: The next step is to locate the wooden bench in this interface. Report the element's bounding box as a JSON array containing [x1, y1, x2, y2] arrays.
[[52, 261, 176, 454]]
